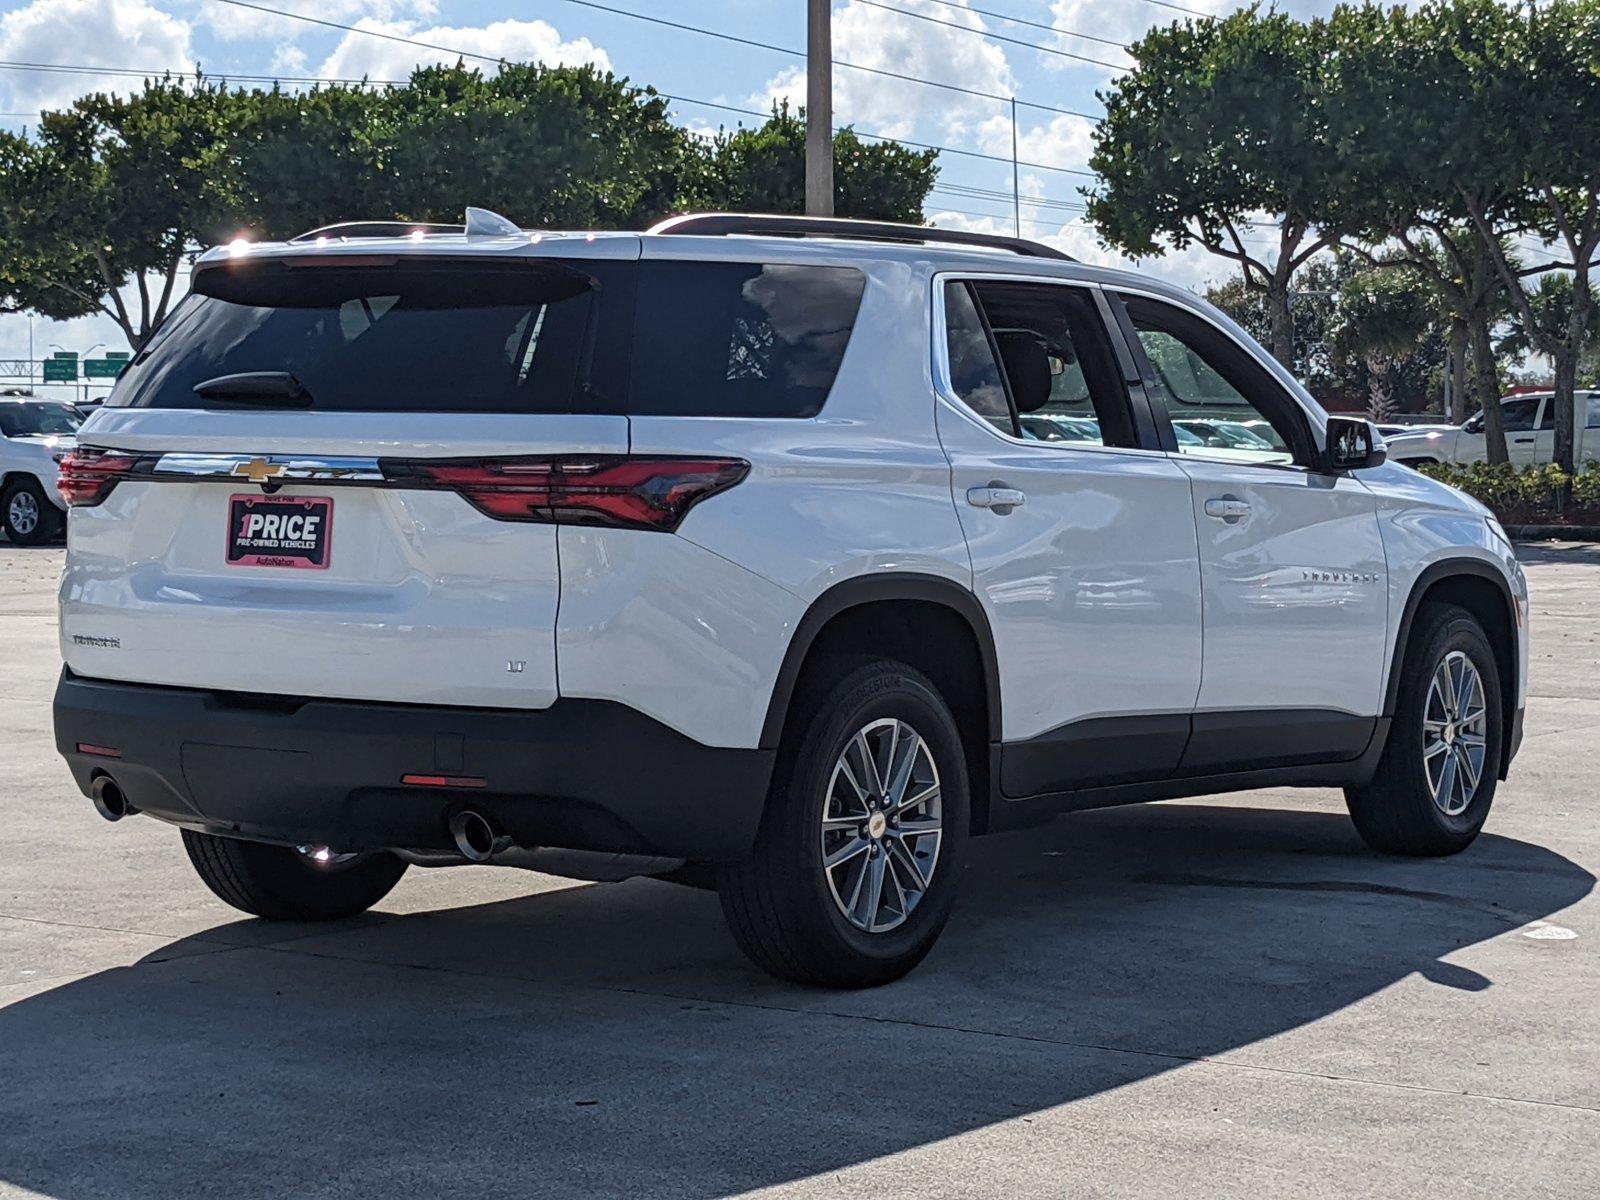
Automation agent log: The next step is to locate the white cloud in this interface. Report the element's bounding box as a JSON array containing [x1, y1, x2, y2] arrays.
[[754, 0, 1014, 142], [1047, 0, 1231, 79], [0, 0, 193, 113], [315, 17, 610, 84], [195, 0, 436, 45]]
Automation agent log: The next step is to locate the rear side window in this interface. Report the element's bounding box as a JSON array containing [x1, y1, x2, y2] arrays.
[[629, 261, 866, 418], [110, 260, 623, 413]]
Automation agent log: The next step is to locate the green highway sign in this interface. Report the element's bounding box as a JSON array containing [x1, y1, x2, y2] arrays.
[[42, 358, 78, 382], [83, 358, 126, 379]]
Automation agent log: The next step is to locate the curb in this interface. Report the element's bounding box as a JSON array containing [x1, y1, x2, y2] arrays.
[[1507, 525, 1600, 541]]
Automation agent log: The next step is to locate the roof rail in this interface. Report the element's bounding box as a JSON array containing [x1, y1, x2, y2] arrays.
[[648, 212, 1075, 262], [289, 221, 465, 243]]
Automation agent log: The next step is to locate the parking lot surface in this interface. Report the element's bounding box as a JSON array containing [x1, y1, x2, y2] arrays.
[[1, 539, 1596, 1198]]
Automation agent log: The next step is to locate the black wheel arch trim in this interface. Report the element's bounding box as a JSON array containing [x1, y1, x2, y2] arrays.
[[1385, 557, 1520, 775], [758, 572, 1002, 750]]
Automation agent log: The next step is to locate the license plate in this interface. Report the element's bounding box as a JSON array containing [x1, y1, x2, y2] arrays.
[[227, 494, 333, 570]]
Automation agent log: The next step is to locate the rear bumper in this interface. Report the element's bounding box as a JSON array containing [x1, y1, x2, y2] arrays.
[[53, 670, 775, 861]]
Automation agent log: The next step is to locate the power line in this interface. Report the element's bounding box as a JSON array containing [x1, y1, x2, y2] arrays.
[[911, 0, 1136, 51], [539, 0, 1103, 122], [855, 0, 1131, 70]]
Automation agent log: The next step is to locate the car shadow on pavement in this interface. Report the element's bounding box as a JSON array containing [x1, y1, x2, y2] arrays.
[[0, 801, 1591, 1198]]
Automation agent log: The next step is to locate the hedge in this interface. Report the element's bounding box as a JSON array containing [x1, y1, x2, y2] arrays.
[[1415, 462, 1600, 528]]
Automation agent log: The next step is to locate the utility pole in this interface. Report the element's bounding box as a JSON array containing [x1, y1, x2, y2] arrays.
[[805, 0, 834, 216], [1010, 97, 1021, 236]]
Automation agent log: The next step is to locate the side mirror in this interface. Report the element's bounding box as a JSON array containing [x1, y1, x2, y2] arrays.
[[1323, 416, 1386, 472]]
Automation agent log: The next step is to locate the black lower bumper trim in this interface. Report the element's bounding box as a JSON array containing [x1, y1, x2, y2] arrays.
[[53, 671, 775, 861]]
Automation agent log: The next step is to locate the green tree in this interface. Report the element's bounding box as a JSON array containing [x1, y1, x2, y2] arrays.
[[1443, 0, 1600, 475], [0, 78, 243, 348], [1328, 268, 1437, 422], [706, 104, 938, 223], [1087, 8, 1339, 364]]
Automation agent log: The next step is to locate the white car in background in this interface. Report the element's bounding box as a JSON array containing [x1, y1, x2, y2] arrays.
[[1, 395, 80, 544], [1385, 391, 1600, 468]]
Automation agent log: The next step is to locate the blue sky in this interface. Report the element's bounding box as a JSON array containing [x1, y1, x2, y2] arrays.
[[0, 0, 1345, 383]]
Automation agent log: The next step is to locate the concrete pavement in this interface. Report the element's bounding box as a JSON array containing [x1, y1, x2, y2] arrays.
[[1, 539, 1596, 1198]]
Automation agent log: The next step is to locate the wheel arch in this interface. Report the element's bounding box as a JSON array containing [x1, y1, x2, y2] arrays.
[[1386, 559, 1519, 779], [759, 573, 1001, 835]]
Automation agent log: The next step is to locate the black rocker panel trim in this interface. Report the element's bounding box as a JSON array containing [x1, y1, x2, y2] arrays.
[[998, 707, 1381, 803], [759, 573, 1002, 750], [1000, 712, 1190, 796], [986, 719, 1392, 835], [1178, 708, 1376, 775]]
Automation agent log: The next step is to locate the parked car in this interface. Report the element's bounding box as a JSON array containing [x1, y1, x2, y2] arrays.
[[52, 211, 1528, 987], [1, 395, 79, 543], [1384, 391, 1600, 467]]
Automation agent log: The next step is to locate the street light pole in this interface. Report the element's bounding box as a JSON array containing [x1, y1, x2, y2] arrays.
[[805, 0, 834, 216]]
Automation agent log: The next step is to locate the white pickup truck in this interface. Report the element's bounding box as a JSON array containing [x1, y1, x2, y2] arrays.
[[1385, 391, 1600, 468]]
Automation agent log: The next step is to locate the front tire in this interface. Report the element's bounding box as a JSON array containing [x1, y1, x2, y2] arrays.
[[719, 659, 969, 988], [1345, 602, 1503, 856], [181, 830, 407, 920], [2, 477, 62, 546]]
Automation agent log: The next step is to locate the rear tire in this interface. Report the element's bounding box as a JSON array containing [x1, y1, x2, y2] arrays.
[[2, 477, 62, 546], [719, 658, 969, 988], [1345, 602, 1503, 856], [181, 830, 407, 920]]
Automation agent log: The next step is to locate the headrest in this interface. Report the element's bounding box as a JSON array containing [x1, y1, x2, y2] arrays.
[[993, 332, 1052, 414]]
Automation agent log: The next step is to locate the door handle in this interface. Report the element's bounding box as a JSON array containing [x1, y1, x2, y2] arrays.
[[1203, 496, 1251, 522], [1512, 436, 1535, 444], [967, 484, 1026, 513]]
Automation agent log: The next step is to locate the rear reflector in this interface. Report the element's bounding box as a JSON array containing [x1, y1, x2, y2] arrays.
[[58, 448, 141, 507], [383, 455, 748, 532], [401, 774, 487, 789], [76, 743, 122, 758]]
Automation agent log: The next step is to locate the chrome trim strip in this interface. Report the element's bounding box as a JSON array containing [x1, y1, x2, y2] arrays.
[[151, 453, 385, 483]]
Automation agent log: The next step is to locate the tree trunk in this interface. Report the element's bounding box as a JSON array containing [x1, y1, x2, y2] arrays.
[[1552, 348, 1578, 477], [1365, 355, 1396, 423], [1266, 280, 1294, 369], [1468, 315, 1508, 466], [1447, 318, 1468, 425]]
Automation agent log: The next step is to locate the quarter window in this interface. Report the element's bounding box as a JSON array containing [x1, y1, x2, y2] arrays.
[[629, 261, 866, 418], [943, 281, 1012, 433]]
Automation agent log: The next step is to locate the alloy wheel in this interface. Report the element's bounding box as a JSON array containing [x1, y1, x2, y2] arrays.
[[8, 490, 38, 536], [820, 717, 943, 934], [1422, 650, 1488, 818]]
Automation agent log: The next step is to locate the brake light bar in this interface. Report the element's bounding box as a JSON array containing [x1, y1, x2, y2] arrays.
[[57, 448, 142, 507], [382, 455, 749, 532]]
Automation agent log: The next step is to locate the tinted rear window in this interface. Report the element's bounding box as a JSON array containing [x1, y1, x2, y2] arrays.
[[110, 260, 617, 413], [629, 261, 866, 418]]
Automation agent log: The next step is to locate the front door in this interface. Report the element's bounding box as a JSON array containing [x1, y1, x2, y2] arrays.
[[1113, 291, 1389, 774], [934, 277, 1203, 797]]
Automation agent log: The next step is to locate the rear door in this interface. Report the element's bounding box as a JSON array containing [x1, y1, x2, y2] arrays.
[[61, 241, 637, 709]]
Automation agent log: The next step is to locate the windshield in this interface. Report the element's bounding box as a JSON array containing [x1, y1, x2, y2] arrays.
[[0, 402, 82, 437], [110, 260, 604, 413]]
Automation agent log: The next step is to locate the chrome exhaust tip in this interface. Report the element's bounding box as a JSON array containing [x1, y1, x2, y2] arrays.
[[448, 809, 507, 862], [90, 775, 135, 822]]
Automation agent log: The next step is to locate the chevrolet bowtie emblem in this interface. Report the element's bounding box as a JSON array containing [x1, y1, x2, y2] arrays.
[[233, 458, 286, 486]]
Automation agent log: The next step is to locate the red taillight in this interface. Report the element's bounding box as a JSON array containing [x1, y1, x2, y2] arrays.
[[385, 455, 749, 531], [57, 448, 141, 507], [401, 774, 486, 789]]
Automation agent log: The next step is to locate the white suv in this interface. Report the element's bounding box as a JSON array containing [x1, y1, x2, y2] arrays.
[[1, 394, 78, 544], [52, 212, 1529, 987]]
